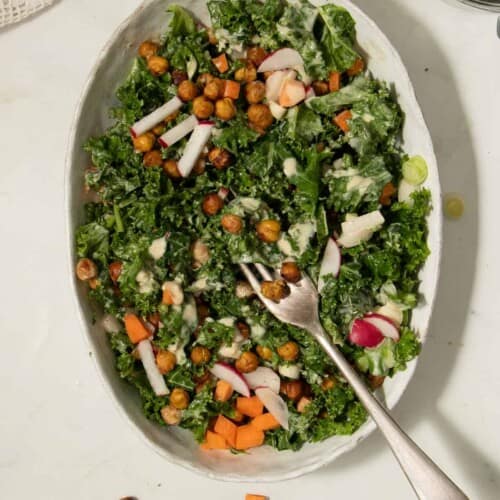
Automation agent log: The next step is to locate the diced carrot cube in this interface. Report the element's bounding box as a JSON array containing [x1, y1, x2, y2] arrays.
[[124, 313, 150, 344], [214, 415, 238, 448], [212, 53, 229, 73], [246, 495, 268, 500], [236, 396, 264, 417], [222, 80, 241, 99], [328, 71, 341, 92], [215, 380, 234, 402], [334, 110, 352, 133], [203, 430, 229, 450], [251, 413, 280, 431], [347, 57, 365, 77], [235, 424, 265, 450]]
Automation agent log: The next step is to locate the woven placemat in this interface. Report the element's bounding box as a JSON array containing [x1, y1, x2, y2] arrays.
[[1, 0, 54, 28]]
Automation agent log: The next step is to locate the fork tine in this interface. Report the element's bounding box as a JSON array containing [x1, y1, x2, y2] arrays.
[[255, 263, 274, 281], [239, 263, 262, 294]]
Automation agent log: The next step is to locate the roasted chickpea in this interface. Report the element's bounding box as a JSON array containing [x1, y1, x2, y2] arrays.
[[156, 350, 177, 374], [235, 351, 259, 373], [178, 80, 199, 102], [246, 46, 267, 67], [277, 341, 299, 361], [208, 147, 232, 169], [147, 55, 169, 76], [236, 321, 250, 339], [133, 132, 155, 153], [297, 396, 312, 413], [138, 40, 159, 59], [235, 281, 254, 299], [321, 377, 337, 391], [152, 123, 166, 136], [256, 219, 281, 243], [108, 261, 122, 284], [193, 157, 206, 175], [234, 61, 257, 82], [161, 405, 182, 425], [312, 80, 329, 96], [76, 258, 97, 281], [170, 388, 190, 410], [192, 239, 210, 266], [221, 214, 243, 234], [171, 69, 188, 85], [202, 193, 224, 216], [280, 380, 303, 401], [143, 150, 163, 167], [197, 72, 216, 87], [256, 345, 273, 361], [261, 280, 290, 302], [163, 159, 181, 179], [191, 346, 211, 365], [247, 103, 273, 130], [245, 81, 266, 104], [204, 79, 223, 101], [280, 262, 301, 283], [193, 96, 215, 119], [215, 98, 237, 121], [88, 278, 100, 290], [368, 374, 386, 390]]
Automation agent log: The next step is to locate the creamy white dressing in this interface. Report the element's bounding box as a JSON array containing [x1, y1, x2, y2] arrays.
[[238, 197, 261, 212], [218, 317, 236, 327], [148, 236, 166, 260], [182, 300, 198, 328], [249, 322, 266, 340], [283, 157, 298, 178], [135, 269, 156, 294], [332, 168, 359, 178], [167, 343, 187, 365], [347, 175, 374, 194], [362, 113, 375, 123]]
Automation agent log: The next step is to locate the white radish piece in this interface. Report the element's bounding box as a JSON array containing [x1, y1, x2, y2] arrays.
[[337, 227, 374, 248], [318, 238, 342, 293], [243, 367, 280, 394], [101, 314, 121, 333], [258, 48, 304, 73], [279, 79, 306, 108], [254, 387, 289, 430], [178, 122, 214, 178], [269, 101, 287, 120], [210, 362, 250, 397], [158, 115, 198, 148], [265, 70, 287, 102], [341, 210, 385, 235], [376, 302, 403, 327], [348, 319, 384, 348], [364, 313, 400, 342], [130, 96, 183, 137], [398, 179, 417, 205], [137, 340, 169, 396]]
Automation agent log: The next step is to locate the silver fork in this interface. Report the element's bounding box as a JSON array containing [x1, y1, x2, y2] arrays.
[[240, 263, 468, 500]]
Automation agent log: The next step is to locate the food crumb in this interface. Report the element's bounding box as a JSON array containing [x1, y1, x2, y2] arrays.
[[424, 67, 429, 72]]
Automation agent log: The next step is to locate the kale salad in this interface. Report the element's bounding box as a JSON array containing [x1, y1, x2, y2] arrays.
[[75, 0, 431, 452]]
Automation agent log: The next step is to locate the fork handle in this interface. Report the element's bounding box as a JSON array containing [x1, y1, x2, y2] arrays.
[[311, 326, 468, 500]]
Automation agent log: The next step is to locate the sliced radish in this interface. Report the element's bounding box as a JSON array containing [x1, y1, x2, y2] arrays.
[[258, 48, 304, 73], [254, 387, 289, 430], [210, 362, 250, 397], [178, 122, 214, 178], [337, 227, 373, 248], [130, 96, 183, 137], [348, 318, 384, 348], [305, 86, 316, 100], [341, 210, 384, 235], [137, 339, 169, 396], [158, 115, 198, 148], [279, 79, 306, 108], [318, 238, 342, 293], [266, 70, 287, 102], [364, 313, 400, 342], [376, 302, 403, 327], [243, 367, 280, 394], [398, 179, 417, 204], [217, 187, 230, 200], [269, 101, 287, 120]]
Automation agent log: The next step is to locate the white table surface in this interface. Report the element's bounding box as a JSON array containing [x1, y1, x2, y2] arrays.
[[1, 1, 499, 499]]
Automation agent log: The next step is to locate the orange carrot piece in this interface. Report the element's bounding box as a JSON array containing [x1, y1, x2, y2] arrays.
[[334, 110, 352, 133], [235, 424, 265, 450], [215, 380, 234, 402], [231, 408, 245, 423], [251, 413, 280, 431], [328, 71, 341, 92], [214, 415, 238, 448], [236, 396, 264, 417], [246, 495, 268, 500], [347, 57, 365, 77], [203, 430, 229, 450], [212, 54, 229, 73], [223, 80, 241, 99], [124, 313, 151, 344]]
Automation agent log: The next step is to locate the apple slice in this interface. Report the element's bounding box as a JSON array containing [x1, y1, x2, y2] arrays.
[[243, 367, 280, 394], [178, 122, 214, 178], [341, 210, 384, 235], [364, 313, 400, 342], [158, 115, 198, 148], [254, 387, 289, 430], [130, 96, 183, 137], [266, 70, 287, 102], [210, 362, 250, 397], [269, 101, 287, 120], [337, 227, 373, 248], [137, 339, 169, 396], [318, 238, 342, 293], [258, 48, 304, 73], [279, 79, 306, 108], [348, 318, 384, 348]]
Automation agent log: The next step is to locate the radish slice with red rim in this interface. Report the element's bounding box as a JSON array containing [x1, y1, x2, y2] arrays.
[[137, 339, 169, 396], [158, 115, 198, 148], [130, 96, 183, 137], [243, 367, 280, 394], [178, 122, 214, 178], [254, 387, 289, 430], [210, 362, 250, 397], [217, 187, 230, 200], [363, 313, 400, 341], [258, 48, 304, 73], [348, 318, 384, 348], [318, 238, 341, 293]]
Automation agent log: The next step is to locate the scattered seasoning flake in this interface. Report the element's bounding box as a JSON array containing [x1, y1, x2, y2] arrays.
[[443, 193, 465, 220]]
